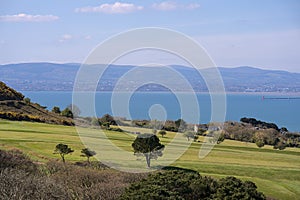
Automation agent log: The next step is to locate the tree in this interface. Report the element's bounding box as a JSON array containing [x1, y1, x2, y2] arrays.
[[53, 144, 74, 163], [132, 133, 164, 168], [61, 108, 73, 118], [175, 119, 187, 132], [67, 104, 81, 117], [100, 114, 116, 125], [184, 131, 195, 141], [52, 106, 61, 114], [158, 130, 167, 138], [81, 148, 96, 163], [24, 97, 31, 105]]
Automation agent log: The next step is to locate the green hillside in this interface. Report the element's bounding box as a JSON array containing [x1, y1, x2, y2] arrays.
[[0, 120, 299, 200]]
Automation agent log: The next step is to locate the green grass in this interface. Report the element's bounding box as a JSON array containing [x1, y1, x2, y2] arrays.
[[0, 119, 300, 199]]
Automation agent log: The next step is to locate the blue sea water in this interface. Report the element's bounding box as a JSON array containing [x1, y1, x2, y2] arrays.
[[22, 91, 300, 132]]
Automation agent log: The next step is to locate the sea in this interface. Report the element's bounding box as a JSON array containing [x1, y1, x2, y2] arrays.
[[22, 91, 300, 132]]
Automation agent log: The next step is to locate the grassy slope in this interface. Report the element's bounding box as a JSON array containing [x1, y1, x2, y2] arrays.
[[0, 120, 299, 200]]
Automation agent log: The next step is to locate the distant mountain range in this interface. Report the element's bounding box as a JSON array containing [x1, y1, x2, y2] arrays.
[[0, 62, 300, 93]]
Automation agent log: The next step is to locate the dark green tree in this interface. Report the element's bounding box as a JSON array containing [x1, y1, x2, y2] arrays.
[[100, 114, 117, 125], [53, 144, 74, 163], [158, 130, 167, 138], [80, 148, 96, 163], [61, 108, 73, 118], [175, 119, 187, 132], [51, 106, 61, 114], [132, 133, 164, 168]]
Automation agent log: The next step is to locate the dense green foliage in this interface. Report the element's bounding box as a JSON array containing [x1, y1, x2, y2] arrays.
[[121, 170, 265, 200], [61, 107, 73, 118], [132, 133, 165, 167], [241, 117, 279, 131]]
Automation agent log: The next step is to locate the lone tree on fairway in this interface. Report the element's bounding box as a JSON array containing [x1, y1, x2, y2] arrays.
[[158, 130, 167, 138], [81, 148, 96, 163], [54, 143, 74, 163], [132, 133, 164, 168]]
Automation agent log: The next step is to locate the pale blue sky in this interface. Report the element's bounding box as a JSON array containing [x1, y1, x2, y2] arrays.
[[0, 0, 300, 72]]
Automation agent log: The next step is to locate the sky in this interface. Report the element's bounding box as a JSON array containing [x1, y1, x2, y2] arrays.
[[0, 0, 300, 72]]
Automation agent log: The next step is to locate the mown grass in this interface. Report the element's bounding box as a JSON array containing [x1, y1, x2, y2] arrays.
[[0, 119, 299, 199]]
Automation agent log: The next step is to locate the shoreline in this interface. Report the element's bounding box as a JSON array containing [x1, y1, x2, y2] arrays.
[[21, 90, 300, 96]]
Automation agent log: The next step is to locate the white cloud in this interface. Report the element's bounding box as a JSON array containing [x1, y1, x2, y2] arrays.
[[59, 34, 73, 43], [185, 3, 200, 10], [75, 2, 143, 14], [152, 1, 177, 11], [0, 13, 59, 22], [152, 1, 200, 11]]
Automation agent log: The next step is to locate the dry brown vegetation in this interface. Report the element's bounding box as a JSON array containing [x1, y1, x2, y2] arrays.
[[0, 149, 147, 200]]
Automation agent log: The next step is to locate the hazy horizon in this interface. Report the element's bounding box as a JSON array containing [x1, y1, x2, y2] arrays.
[[1, 1, 300, 72]]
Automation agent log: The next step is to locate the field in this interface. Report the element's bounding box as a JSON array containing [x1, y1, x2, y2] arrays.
[[0, 120, 300, 200]]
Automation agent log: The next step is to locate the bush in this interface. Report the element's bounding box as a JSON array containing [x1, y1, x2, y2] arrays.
[[0, 169, 70, 200], [121, 170, 266, 200], [256, 140, 265, 148], [214, 176, 265, 200], [273, 141, 286, 150], [52, 106, 61, 114], [24, 97, 31, 105], [61, 108, 73, 118]]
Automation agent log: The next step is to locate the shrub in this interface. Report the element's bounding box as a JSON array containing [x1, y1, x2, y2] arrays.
[[256, 140, 265, 148], [0, 169, 70, 200], [24, 97, 31, 105], [52, 106, 61, 114], [0, 149, 37, 173], [121, 170, 266, 200], [214, 176, 265, 200]]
